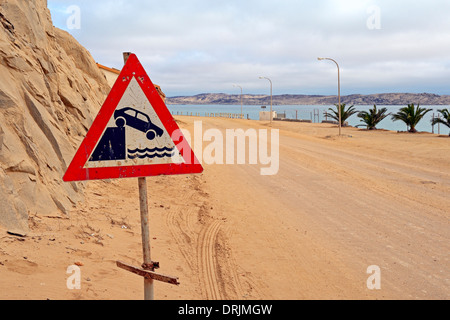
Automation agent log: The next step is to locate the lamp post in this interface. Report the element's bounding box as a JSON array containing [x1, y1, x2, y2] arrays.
[[259, 76, 273, 125], [318, 57, 341, 136], [233, 84, 243, 119]]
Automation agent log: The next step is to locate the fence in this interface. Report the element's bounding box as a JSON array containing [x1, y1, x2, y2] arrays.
[[172, 111, 248, 119]]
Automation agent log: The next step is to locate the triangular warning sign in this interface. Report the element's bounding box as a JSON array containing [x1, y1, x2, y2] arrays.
[[63, 54, 203, 181]]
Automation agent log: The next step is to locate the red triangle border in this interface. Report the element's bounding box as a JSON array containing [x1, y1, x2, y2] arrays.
[[63, 54, 203, 181]]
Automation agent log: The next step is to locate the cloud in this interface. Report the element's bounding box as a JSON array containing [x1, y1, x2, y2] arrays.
[[47, 0, 450, 96]]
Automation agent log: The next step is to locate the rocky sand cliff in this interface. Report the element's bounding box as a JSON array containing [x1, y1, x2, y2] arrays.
[[0, 0, 110, 234]]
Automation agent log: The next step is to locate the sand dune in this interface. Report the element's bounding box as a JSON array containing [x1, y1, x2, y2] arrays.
[[0, 117, 448, 300]]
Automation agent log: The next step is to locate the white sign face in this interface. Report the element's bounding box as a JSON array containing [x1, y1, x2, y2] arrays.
[[84, 77, 184, 169], [63, 53, 203, 182]]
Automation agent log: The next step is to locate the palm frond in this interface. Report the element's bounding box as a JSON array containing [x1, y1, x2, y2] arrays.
[[323, 103, 358, 126], [431, 109, 450, 135], [357, 105, 389, 130], [391, 103, 432, 132]]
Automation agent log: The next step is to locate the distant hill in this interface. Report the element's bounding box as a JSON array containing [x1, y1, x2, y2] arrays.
[[166, 92, 450, 105]]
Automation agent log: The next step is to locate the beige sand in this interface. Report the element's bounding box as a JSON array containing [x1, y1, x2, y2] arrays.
[[0, 117, 448, 300]]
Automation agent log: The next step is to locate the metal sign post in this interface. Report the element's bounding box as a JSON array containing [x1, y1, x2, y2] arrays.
[[63, 52, 202, 299], [123, 52, 155, 299], [116, 53, 179, 300], [138, 176, 154, 300]]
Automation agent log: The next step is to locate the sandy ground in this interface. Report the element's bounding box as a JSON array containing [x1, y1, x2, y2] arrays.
[[0, 116, 448, 300]]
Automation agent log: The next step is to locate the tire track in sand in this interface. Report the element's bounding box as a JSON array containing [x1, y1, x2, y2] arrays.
[[166, 209, 197, 271], [165, 174, 245, 300], [198, 220, 223, 300]]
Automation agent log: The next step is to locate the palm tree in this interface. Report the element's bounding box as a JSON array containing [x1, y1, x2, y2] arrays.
[[391, 103, 432, 133], [357, 105, 390, 130], [323, 103, 358, 126], [431, 108, 450, 136]]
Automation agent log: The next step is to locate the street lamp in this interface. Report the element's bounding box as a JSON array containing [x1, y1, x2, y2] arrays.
[[318, 57, 341, 136], [259, 76, 273, 125], [233, 84, 243, 119]]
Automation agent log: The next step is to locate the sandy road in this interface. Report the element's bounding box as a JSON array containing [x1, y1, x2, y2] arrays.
[[0, 116, 447, 300], [189, 116, 449, 299]]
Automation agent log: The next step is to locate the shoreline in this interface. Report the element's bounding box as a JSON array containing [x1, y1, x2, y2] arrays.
[[175, 114, 450, 137], [167, 105, 449, 135]]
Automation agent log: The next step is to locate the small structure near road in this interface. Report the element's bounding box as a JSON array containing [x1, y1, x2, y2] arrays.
[[259, 111, 277, 121]]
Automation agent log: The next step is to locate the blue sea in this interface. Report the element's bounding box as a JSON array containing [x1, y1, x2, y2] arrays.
[[167, 104, 449, 134]]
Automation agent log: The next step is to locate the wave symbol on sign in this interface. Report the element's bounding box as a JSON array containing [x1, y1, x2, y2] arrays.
[[127, 146, 176, 159]]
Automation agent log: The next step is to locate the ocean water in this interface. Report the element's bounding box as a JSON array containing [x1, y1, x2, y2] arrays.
[[167, 104, 450, 134]]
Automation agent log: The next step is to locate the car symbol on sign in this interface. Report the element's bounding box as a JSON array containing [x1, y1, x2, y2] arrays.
[[114, 107, 164, 140]]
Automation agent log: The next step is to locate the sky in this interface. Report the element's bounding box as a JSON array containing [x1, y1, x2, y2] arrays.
[[47, 0, 450, 97]]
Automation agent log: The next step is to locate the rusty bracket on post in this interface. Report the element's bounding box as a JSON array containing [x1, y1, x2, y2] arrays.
[[117, 261, 180, 286], [142, 260, 160, 271], [123, 52, 131, 63]]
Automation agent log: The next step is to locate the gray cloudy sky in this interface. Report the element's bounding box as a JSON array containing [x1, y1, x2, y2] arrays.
[[47, 0, 450, 97]]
